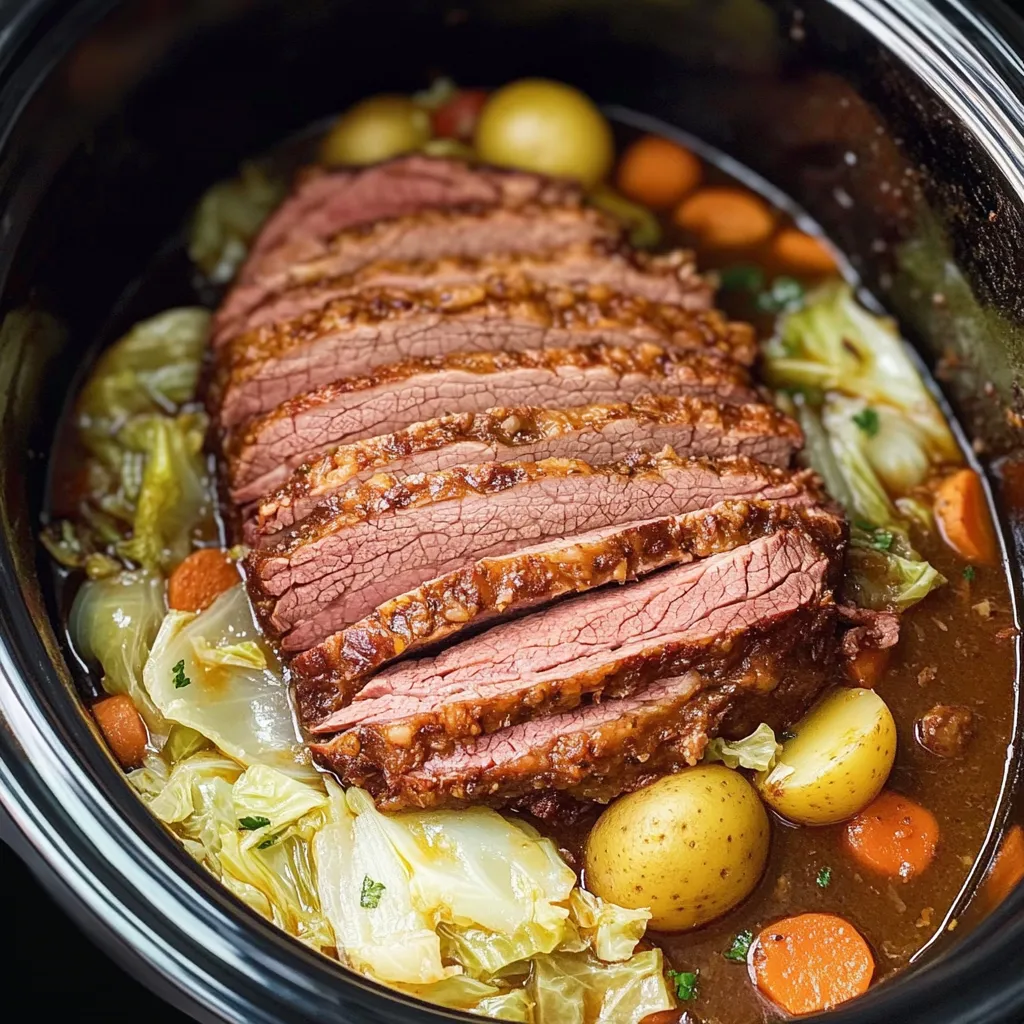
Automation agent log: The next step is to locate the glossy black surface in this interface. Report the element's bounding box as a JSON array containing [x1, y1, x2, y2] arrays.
[[0, 3, 1021, 1024]]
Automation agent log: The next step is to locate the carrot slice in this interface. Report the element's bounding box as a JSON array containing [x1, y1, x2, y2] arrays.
[[934, 468, 998, 565], [168, 548, 239, 613], [616, 135, 702, 209], [982, 824, 1024, 909], [93, 694, 148, 769], [770, 228, 839, 275], [847, 647, 891, 688], [752, 913, 874, 1015], [673, 187, 775, 248], [843, 791, 939, 880]]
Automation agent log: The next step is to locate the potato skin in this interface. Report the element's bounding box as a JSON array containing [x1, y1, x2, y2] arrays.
[[583, 765, 770, 931], [755, 687, 897, 826]]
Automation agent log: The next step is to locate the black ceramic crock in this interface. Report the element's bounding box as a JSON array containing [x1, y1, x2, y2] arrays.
[[0, 2, 1021, 1022]]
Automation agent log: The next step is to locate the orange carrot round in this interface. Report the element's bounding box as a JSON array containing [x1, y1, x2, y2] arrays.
[[93, 694, 148, 769], [673, 187, 775, 248], [616, 135, 702, 209], [843, 791, 939, 880], [982, 824, 1024, 910], [168, 548, 239, 613], [752, 913, 874, 1015], [934, 468, 998, 565], [771, 227, 839, 275]]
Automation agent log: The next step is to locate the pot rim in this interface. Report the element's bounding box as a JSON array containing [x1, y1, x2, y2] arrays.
[[0, 2, 1021, 1023]]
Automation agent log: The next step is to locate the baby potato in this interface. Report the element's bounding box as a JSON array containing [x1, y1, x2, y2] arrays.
[[756, 687, 897, 826], [584, 765, 769, 932], [321, 95, 431, 167], [474, 79, 614, 186]]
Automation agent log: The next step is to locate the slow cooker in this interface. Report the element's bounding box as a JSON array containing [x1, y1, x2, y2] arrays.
[[0, 1, 1021, 1022]]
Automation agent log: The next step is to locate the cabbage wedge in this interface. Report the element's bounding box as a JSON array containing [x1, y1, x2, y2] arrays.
[[143, 585, 313, 776]]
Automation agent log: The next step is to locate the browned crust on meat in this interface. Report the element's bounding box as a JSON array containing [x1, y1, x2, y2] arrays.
[[292, 500, 838, 726], [251, 452, 824, 567], [311, 596, 839, 801], [217, 242, 711, 345], [223, 342, 758, 492], [209, 281, 756, 424], [253, 396, 801, 540]]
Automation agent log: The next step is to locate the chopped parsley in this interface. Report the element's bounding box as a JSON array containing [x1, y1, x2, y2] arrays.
[[257, 835, 280, 850], [781, 729, 797, 741], [816, 865, 833, 889], [962, 565, 977, 582], [723, 930, 754, 962], [719, 264, 765, 293], [852, 406, 881, 437], [668, 969, 699, 1001], [172, 658, 191, 689], [757, 276, 805, 314], [360, 875, 386, 909], [238, 815, 271, 831], [867, 529, 895, 552]]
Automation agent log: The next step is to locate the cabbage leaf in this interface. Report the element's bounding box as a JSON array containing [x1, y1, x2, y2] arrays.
[[143, 585, 313, 777], [844, 545, 947, 611], [704, 722, 781, 772], [399, 977, 533, 1021], [70, 569, 169, 737], [563, 889, 651, 964], [188, 163, 285, 282], [530, 950, 674, 1024]]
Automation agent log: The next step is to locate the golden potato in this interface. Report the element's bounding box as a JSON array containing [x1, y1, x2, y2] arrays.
[[474, 79, 614, 186], [321, 95, 431, 167], [755, 687, 897, 826], [584, 765, 769, 932]]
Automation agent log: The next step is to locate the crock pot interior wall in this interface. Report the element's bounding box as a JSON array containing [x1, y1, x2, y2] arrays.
[[0, 1, 1021, 1023]]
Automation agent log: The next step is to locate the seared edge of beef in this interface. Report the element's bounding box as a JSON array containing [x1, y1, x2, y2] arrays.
[[308, 515, 844, 777], [292, 499, 822, 726], [251, 395, 802, 541], [210, 280, 757, 428], [217, 242, 712, 346], [223, 343, 759, 502]]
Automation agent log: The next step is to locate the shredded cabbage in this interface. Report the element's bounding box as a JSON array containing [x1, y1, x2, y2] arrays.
[[143, 585, 313, 777], [704, 722, 781, 772], [69, 569, 169, 737]]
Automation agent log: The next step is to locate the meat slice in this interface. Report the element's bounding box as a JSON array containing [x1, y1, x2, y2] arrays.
[[309, 517, 844, 794], [224, 343, 758, 505], [218, 202, 617, 346], [292, 500, 830, 727], [246, 453, 825, 651], [211, 281, 756, 429], [251, 396, 802, 543], [216, 244, 711, 346]]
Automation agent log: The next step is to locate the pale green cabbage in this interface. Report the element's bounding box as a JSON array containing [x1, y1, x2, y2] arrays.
[[69, 569, 168, 737], [398, 977, 533, 1021], [530, 950, 674, 1024], [143, 585, 313, 777], [188, 163, 285, 282], [844, 546, 947, 611], [77, 308, 210, 429], [704, 722, 781, 772]]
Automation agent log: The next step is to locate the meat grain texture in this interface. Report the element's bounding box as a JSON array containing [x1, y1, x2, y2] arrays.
[[205, 155, 851, 811]]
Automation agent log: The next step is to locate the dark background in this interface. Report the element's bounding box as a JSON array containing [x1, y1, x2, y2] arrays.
[[4, 840, 190, 1023]]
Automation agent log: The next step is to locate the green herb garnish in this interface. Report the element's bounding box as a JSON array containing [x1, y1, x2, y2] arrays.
[[668, 969, 699, 1001], [238, 815, 271, 831], [757, 276, 805, 314], [172, 658, 191, 689], [962, 565, 977, 582], [360, 875, 386, 909], [816, 865, 833, 888], [781, 729, 797, 741], [719, 264, 765, 293], [868, 529, 895, 551], [723, 930, 754, 962], [852, 406, 881, 437]]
